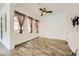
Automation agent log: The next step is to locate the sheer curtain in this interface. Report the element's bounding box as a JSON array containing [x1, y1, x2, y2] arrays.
[[15, 11, 26, 33], [28, 16, 33, 33], [28, 17, 39, 33], [35, 20, 39, 33]]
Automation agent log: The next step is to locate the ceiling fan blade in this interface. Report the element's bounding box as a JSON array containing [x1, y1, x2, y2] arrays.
[[46, 11, 53, 13], [44, 8, 46, 11], [39, 8, 44, 12], [41, 13, 43, 16], [44, 8, 47, 12]]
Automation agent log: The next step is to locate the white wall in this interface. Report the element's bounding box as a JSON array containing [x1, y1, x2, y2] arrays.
[[39, 13, 68, 41], [0, 4, 11, 50], [0, 3, 79, 53], [39, 12, 79, 55], [10, 4, 39, 47], [0, 4, 39, 50], [9, 4, 79, 54], [39, 11, 79, 55], [11, 4, 79, 55], [67, 13, 79, 54]]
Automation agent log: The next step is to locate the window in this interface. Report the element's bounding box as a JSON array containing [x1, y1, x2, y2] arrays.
[[14, 16, 19, 31], [14, 16, 23, 32], [27, 17, 39, 33], [27, 18, 31, 33], [35, 20, 39, 33], [14, 11, 26, 33]]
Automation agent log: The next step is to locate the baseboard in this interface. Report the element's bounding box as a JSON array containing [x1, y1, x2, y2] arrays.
[[0, 42, 9, 51], [15, 36, 39, 47], [39, 36, 67, 41]]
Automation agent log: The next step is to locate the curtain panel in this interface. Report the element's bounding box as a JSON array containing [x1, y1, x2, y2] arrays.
[[15, 11, 26, 33]]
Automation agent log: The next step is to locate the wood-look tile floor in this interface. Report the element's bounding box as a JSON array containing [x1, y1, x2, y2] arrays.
[[0, 37, 72, 56]]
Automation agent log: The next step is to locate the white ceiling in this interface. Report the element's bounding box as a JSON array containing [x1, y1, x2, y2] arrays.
[[0, 3, 77, 20], [15, 3, 79, 19], [1, 3, 79, 20]]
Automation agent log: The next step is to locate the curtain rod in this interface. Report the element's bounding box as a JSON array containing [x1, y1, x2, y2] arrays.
[[15, 11, 26, 16], [15, 10, 39, 21]]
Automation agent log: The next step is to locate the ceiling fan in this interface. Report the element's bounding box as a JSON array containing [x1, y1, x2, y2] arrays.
[[39, 8, 53, 16]]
